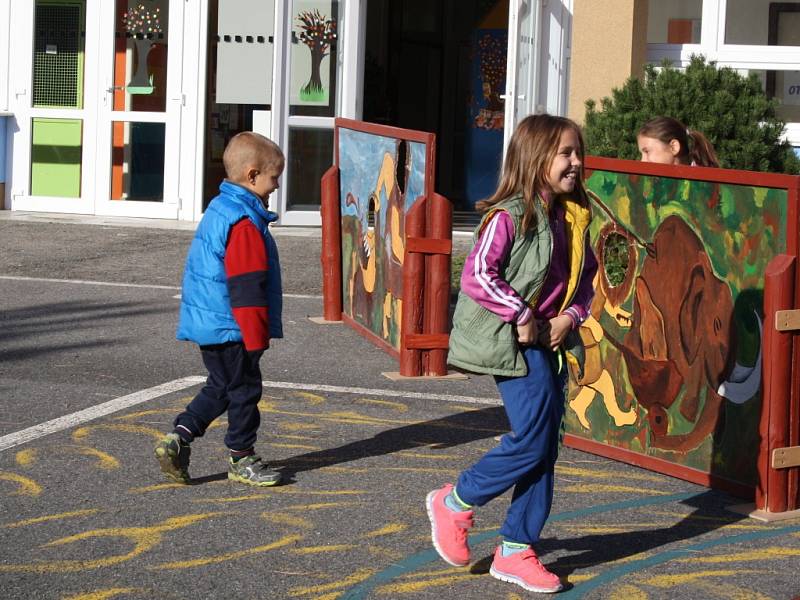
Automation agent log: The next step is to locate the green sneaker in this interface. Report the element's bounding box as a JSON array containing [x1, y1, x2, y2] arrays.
[[228, 454, 282, 487], [154, 433, 191, 484]]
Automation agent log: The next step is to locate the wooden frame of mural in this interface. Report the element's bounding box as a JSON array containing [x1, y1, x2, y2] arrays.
[[322, 118, 451, 376], [567, 156, 800, 499]]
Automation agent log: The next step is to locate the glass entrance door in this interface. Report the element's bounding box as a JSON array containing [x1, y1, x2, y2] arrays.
[[95, 0, 184, 218], [503, 0, 572, 148], [9, 0, 185, 218], [9, 0, 95, 213]]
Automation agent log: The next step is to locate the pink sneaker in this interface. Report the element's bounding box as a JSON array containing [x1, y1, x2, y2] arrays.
[[489, 545, 563, 593], [425, 483, 474, 566]]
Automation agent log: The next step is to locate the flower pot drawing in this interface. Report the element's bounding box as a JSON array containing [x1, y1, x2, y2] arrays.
[[128, 36, 154, 94]]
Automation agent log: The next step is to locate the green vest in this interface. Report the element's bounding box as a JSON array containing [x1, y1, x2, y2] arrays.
[[447, 194, 591, 377]]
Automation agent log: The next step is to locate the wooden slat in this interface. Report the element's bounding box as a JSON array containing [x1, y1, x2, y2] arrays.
[[773, 446, 800, 469], [775, 309, 800, 332], [403, 333, 450, 350], [406, 237, 452, 255]]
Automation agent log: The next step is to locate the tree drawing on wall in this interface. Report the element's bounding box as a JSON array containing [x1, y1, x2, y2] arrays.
[[296, 9, 337, 102], [123, 3, 162, 91], [475, 33, 506, 130]]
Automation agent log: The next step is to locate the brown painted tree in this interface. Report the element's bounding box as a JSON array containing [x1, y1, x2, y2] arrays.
[[297, 9, 337, 100]]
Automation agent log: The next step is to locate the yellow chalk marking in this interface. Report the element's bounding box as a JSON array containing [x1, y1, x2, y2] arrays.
[[690, 581, 772, 600], [0, 513, 223, 573], [0, 471, 42, 496], [644, 569, 759, 587], [72, 446, 120, 470], [363, 523, 407, 538], [609, 584, 648, 600], [285, 501, 360, 511], [197, 494, 270, 504], [561, 483, 671, 495], [72, 424, 164, 443], [395, 452, 459, 460], [4, 509, 100, 529], [260, 512, 313, 529], [566, 573, 596, 583], [283, 422, 320, 431], [130, 482, 197, 493], [288, 569, 375, 597], [151, 534, 301, 569], [507, 594, 525, 600], [270, 488, 365, 496], [62, 588, 140, 600], [262, 406, 501, 434], [356, 398, 408, 412], [270, 442, 321, 450], [556, 465, 664, 483], [677, 547, 800, 563], [375, 573, 474, 594], [291, 544, 355, 555], [206, 419, 224, 431], [274, 434, 314, 441], [114, 408, 177, 420], [397, 566, 463, 579], [15, 449, 37, 466], [293, 391, 326, 405]]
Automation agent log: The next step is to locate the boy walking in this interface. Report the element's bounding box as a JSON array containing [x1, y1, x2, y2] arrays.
[[155, 132, 285, 487]]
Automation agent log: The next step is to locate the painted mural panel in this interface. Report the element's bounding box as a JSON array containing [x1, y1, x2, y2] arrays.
[[568, 170, 789, 486], [338, 127, 428, 350]]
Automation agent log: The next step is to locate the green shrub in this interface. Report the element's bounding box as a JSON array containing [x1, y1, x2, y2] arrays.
[[584, 55, 800, 174], [451, 253, 466, 295]]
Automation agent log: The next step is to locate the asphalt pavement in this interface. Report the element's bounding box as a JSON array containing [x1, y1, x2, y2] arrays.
[[0, 211, 798, 600]]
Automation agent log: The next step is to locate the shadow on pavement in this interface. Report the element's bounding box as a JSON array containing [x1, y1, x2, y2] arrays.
[[275, 406, 508, 482], [468, 490, 745, 578]]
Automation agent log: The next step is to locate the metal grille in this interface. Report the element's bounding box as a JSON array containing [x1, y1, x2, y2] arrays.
[[33, 3, 84, 108]]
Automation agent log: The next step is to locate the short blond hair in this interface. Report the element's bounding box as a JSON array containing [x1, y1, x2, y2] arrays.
[[222, 132, 284, 183]]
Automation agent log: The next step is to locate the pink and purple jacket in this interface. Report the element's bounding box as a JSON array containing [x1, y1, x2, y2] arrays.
[[461, 202, 598, 328]]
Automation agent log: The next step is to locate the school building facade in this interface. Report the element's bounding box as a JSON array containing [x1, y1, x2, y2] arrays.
[[1, 0, 799, 226]]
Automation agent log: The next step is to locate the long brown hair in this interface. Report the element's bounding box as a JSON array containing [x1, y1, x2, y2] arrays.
[[476, 114, 588, 232], [638, 116, 719, 168]]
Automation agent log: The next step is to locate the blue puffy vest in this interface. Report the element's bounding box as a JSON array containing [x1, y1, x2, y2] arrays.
[[176, 181, 283, 346]]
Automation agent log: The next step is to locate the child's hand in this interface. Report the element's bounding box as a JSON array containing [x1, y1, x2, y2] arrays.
[[516, 318, 539, 345], [539, 314, 573, 350]]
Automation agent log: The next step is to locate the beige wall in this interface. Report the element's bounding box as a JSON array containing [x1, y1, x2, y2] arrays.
[[568, 0, 649, 123]]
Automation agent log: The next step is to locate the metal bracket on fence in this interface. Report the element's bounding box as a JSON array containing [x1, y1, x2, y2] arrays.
[[775, 309, 800, 332], [772, 446, 800, 469]]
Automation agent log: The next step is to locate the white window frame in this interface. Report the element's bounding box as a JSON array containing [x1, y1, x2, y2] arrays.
[[647, 0, 800, 145], [275, 0, 364, 227]]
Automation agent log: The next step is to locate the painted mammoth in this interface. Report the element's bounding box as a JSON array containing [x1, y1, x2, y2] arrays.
[[602, 214, 761, 452]]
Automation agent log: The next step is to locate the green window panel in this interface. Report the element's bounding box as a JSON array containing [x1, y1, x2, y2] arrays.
[[31, 118, 83, 198]]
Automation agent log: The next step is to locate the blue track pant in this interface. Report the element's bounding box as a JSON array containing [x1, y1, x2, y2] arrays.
[[455, 346, 566, 544]]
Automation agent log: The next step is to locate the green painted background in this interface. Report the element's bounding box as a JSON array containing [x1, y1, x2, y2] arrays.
[[568, 169, 789, 486]]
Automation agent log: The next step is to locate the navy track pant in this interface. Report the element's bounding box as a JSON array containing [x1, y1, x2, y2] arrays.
[[174, 342, 264, 451], [455, 345, 566, 544]]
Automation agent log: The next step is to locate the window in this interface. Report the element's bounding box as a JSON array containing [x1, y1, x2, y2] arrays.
[[725, 0, 800, 46], [647, 0, 703, 44]]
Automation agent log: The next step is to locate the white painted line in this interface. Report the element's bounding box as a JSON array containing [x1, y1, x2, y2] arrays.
[[0, 275, 180, 291], [1, 275, 321, 299], [0, 377, 497, 453], [0, 376, 206, 452], [263, 380, 500, 406]]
